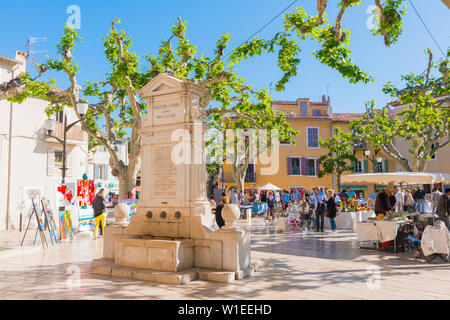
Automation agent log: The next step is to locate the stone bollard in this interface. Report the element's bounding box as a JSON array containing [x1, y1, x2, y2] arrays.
[[221, 204, 241, 230], [114, 203, 130, 226]]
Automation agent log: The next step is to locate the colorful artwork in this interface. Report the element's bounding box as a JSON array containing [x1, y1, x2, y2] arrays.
[[57, 184, 74, 204], [119, 199, 138, 221], [41, 199, 58, 245], [60, 210, 73, 240], [78, 207, 95, 232], [32, 200, 46, 231], [77, 179, 95, 208]]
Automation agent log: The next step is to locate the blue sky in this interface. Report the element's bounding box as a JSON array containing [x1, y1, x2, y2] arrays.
[[1, 0, 449, 114]]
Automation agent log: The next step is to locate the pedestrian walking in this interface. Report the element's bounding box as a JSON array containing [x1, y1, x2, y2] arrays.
[[325, 189, 337, 232], [282, 190, 290, 213], [311, 187, 327, 232], [432, 188, 443, 213], [92, 189, 106, 239], [230, 189, 238, 205], [266, 191, 276, 220]]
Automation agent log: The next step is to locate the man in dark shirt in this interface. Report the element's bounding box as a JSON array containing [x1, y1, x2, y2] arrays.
[[413, 188, 426, 214]]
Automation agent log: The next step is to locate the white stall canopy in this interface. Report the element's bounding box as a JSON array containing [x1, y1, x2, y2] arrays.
[[258, 183, 282, 190], [341, 172, 450, 185]]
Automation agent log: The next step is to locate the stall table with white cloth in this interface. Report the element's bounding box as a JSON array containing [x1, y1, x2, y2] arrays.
[[356, 220, 409, 253], [324, 211, 375, 231]]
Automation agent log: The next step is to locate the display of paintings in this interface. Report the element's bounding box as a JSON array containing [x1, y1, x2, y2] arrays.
[[57, 183, 76, 206], [41, 199, 58, 245], [78, 207, 95, 232], [119, 199, 138, 221], [60, 210, 73, 240], [77, 179, 95, 208]]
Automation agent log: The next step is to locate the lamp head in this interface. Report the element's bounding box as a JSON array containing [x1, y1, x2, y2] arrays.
[[364, 150, 370, 157], [76, 102, 89, 117], [44, 118, 56, 135]]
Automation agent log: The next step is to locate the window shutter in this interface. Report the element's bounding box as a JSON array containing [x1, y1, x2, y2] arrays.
[[315, 159, 320, 176], [351, 160, 355, 173], [94, 164, 98, 180], [363, 160, 368, 173], [301, 157, 308, 175], [47, 148, 55, 176], [105, 165, 109, 180], [384, 159, 389, 173], [300, 101, 307, 116], [287, 157, 292, 175]]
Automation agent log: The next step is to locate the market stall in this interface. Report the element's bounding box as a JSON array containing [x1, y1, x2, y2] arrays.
[[342, 172, 450, 252]]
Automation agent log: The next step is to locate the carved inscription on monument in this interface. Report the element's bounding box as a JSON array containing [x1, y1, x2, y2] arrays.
[[153, 102, 182, 124], [151, 144, 177, 199]]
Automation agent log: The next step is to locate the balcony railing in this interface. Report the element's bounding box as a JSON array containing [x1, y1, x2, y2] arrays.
[[353, 142, 366, 150]]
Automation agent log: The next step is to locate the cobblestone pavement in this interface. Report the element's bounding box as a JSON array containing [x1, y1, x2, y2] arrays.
[[0, 217, 449, 300]]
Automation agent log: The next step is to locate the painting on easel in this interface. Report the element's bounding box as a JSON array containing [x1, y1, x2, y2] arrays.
[[41, 199, 58, 245]]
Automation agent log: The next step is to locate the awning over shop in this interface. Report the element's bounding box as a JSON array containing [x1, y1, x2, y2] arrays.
[[341, 185, 368, 190], [341, 172, 450, 185]]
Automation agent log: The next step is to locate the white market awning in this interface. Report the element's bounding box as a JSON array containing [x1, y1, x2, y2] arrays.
[[258, 183, 282, 190], [341, 172, 450, 185]]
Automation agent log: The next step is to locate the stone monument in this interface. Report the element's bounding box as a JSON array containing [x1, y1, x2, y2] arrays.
[[91, 73, 252, 284]]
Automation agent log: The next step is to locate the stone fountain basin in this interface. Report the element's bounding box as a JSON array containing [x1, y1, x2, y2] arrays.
[[114, 235, 193, 272]]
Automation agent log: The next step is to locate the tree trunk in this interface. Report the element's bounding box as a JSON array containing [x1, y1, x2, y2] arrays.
[[233, 170, 246, 194], [117, 168, 137, 200], [337, 172, 341, 193]]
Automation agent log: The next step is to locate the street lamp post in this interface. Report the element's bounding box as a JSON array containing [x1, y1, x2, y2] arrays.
[[364, 149, 382, 173], [44, 103, 88, 185], [364, 149, 383, 196]]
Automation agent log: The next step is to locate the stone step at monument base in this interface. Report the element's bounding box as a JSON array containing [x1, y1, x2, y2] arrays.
[[91, 258, 254, 285]]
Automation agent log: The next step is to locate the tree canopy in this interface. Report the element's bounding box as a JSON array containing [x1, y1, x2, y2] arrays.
[[228, 0, 408, 91], [350, 49, 449, 172], [2, 18, 296, 197]]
